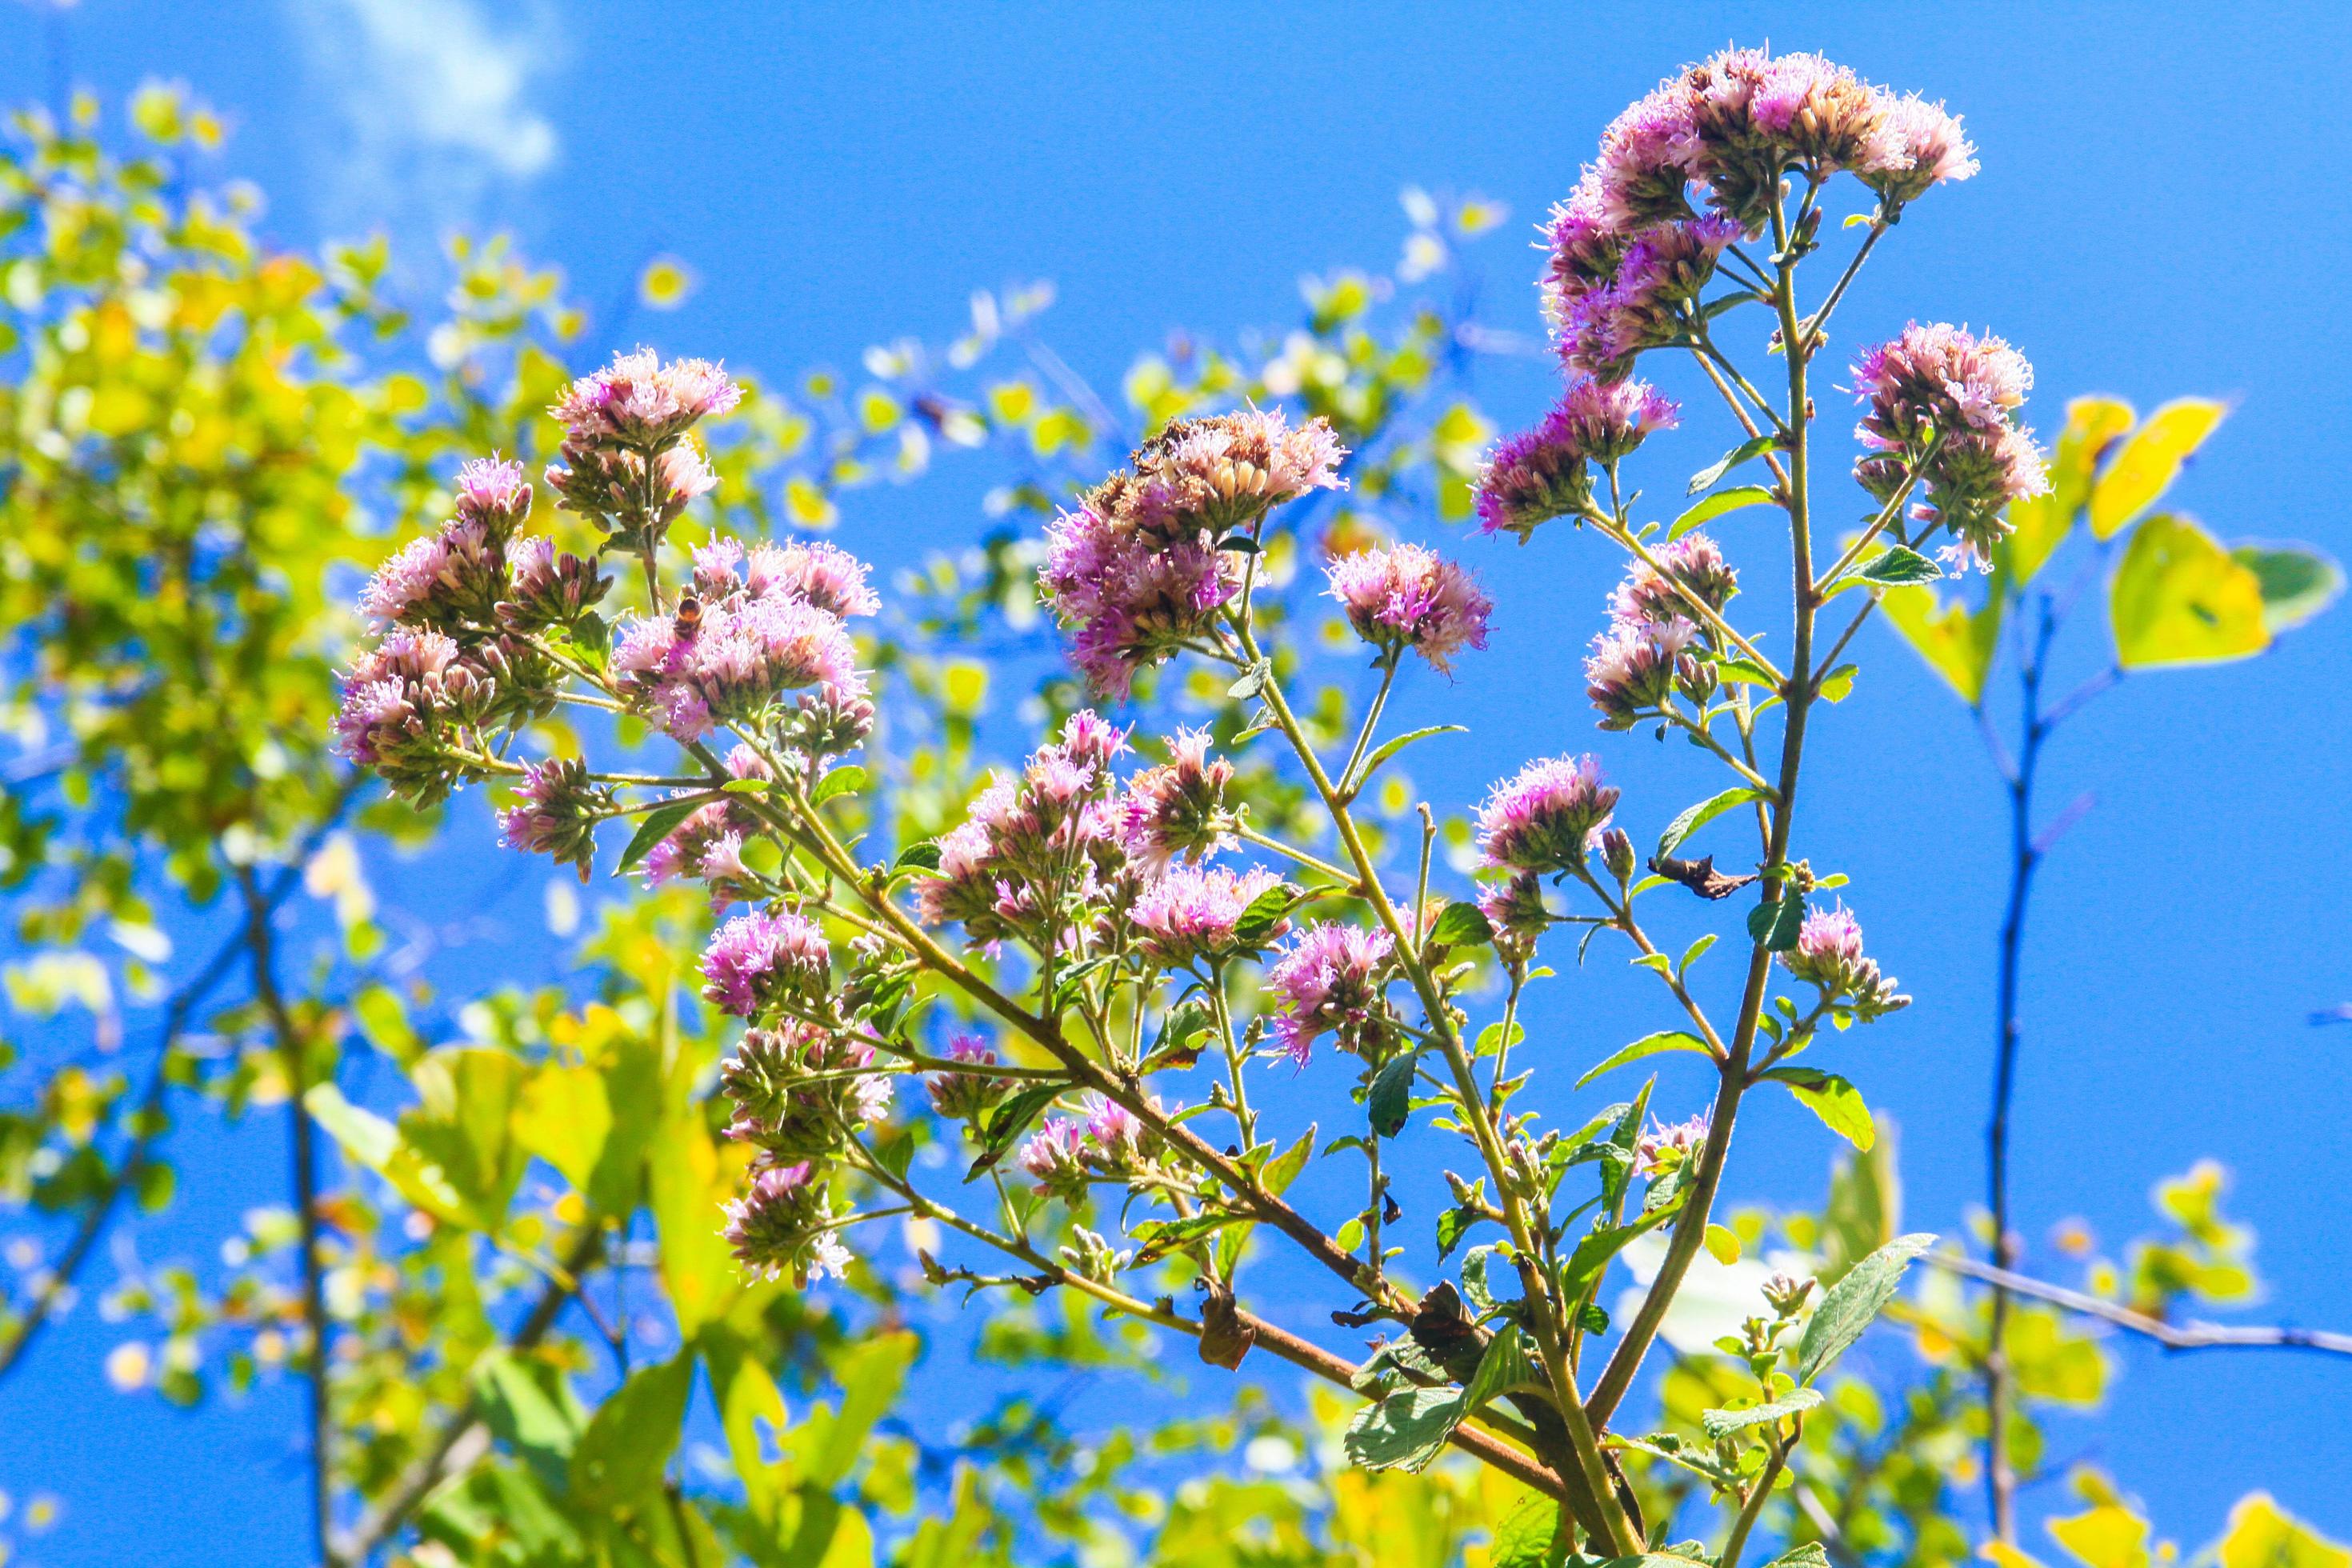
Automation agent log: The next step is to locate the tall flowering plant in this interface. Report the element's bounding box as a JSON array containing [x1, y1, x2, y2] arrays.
[[338, 48, 2042, 1562]]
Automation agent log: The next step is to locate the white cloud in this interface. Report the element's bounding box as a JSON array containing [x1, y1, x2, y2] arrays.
[[291, 0, 561, 233]]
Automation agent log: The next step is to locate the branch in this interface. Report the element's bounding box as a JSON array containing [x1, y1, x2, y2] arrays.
[[1930, 1254, 2352, 1358]]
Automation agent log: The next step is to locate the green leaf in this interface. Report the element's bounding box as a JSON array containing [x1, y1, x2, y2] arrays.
[[1264, 1122, 1315, 1197], [1851, 545, 1942, 586], [1762, 1066, 1875, 1150], [1232, 882, 1301, 947], [1817, 663, 1858, 703], [474, 1349, 587, 1492], [1670, 483, 1776, 541], [1771, 1543, 1834, 1568], [1369, 1050, 1421, 1138], [2090, 398, 2227, 538], [1704, 1223, 1742, 1265], [1351, 725, 1466, 794], [1657, 786, 1770, 858], [810, 763, 868, 805], [513, 1063, 611, 1195], [616, 798, 701, 875], [304, 1083, 473, 1229], [1558, 1207, 1678, 1298], [1794, 1232, 1937, 1384], [894, 840, 942, 873], [647, 1106, 742, 1337], [2110, 513, 2270, 670], [700, 1326, 791, 1514], [790, 1332, 918, 1489], [1688, 434, 1781, 496], [1881, 582, 2002, 704], [1426, 900, 1494, 950], [1714, 656, 1779, 689], [570, 1351, 694, 1506], [1228, 659, 1272, 701], [1700, 1386, 1824, 1438], [1342, 1385, 1465, 1474], [1574, 1031, 1709, 1090], [2231, 542, 2345, 634], [968, 1082, 1062, 1175], [1489, 1489, 1569, 1568], [1463, 1323, 1543, 1411], [1746, 894, 1802, 952]]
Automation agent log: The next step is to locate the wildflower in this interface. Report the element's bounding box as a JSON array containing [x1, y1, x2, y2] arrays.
[[1608, 534, 1739, 629], [1130, 865, 1286, 968], [746, 539, 882, 618], [450, 455, 534, 538], [612, 594, 856, 741], [699, 910, 831, 1018], [718, 1021, 893, 1161], [722, 1162, 851, 1285], [1122, 728, 1236, 869], [1264, 922, 1395, 1064], [1475, 754, 1620, 873], [1476, 378, 1677, 541], [1082, 1093, 1152, 1170], [1585, 617, 1703, 729], [778, 677, 877, 766], [1862, 93, 1978, 211], [1324, 542, 1493, 672], [1636, 1112, 1710, 1176], [499, 536, 610, 632], [1591, 79, 1705, 230], [1782, 904, 1909, 1020], [926, 1034, 1013, 1122], [495, 756, 613, 878], [1018, 1116, 1090, 1201], [1558, 214, 1742, 376], [360, 517, 508, 631], [550, 347, 741, 447], [332, 629, 542, 804], [1118, 406, 1348, 534], [1850, 322, 2046, 570], [1478, 873, 1552, 962]]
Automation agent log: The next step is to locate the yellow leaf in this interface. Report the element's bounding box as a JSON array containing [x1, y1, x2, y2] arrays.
[[648, 1110, 741, 1337], [2050, 1506, 2152, 1568], [1881, 582, 2003, 704], [1985, 1542, 2053, 1568], [2090, 398, 2227, 539], [2109, 513, 2269, 670], [2217, 1495, 2350, 1568], [2051, 396, 2138, 521], [514, 1063, 612, 1194], [785, 476, 838, 528]]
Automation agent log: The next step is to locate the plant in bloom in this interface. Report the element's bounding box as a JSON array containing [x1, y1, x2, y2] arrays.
[[1324, 542, 1492, 673], [334, 50, 2051, 1563]]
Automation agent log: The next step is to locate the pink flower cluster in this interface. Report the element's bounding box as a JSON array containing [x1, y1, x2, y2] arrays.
[[495, 756, 613, 879], [1323, 542, 1493, 673], [1264, 922, 1396, 1064], [699, 909, 833, 1019], [926, 1034, 1014, 1122], [1476, 378, 1679, 541], [1130, 865, 1286, 968], [1475, 754, 1620, 874], [610, 535, 868, 742], [1850, 322, 2048, 570], [1782, 904, 1909, 1020], [1608, 534, 1739, 629], [1120, 729, 1236, 870], [638, 745, 775, 907], [1584, 616, 1705, 730], [1018, 1092, 1165, 1202], [1636, 1112, 1711, 1176], [1040, 408, 1346, 696], [722, 1162, 850, 1286], [544, 349, 739, 546], [718, 1018, 894, 1162]]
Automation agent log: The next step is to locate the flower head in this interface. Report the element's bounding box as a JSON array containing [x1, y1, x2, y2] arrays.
[[1324, 543, 1493, 672], [496, 756, 612, 878], [1475, 755, 1620, 873], [719, 1021, 892, 1160], [1781, 903, 1909, 1020], [1122, 728, 1236, 870], [1862, 93, 1978, 210], [1608, 534, 1738, 629], [1264, 922, 1395, 1064], [926, 1034, 1012, 1122], [700, 910, 831, 1018], [722, 1162, 850, 1285], [1557, 214, 1742, 376], [1017, 1116, 1089, 1201], [1851, 322, 2047, 570], [452, 456, 534, 538], [1585, 617, 1706, 729], [1130, 865, 1286, 968], [746, 538, 881, 618], [500, 536, 610, 632], [1636, 1113, 1710, 1176], [1477, 378, 1677, 542], [1478, 873, 1552, 962], [550, 347, 741, 446]]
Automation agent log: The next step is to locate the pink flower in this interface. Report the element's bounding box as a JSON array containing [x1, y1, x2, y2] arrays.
[[699, 910, 831, 1018], [1851, 322, 2047, 570], [1264, 922, 1395, 1064], [1324, 543, 1493, 673], [1863, 93, 1978, 209], [1130, 865, 1286, 968], [1478, 873, 1551, 961], [452, 455, 534, 536], [1018, 1116, 1088, 1197], [926, 1034, 1011, 1122], [1475, 754, 1619, 873], [1782, 903, 1908, 1020], [1609, 534, 1739, 629], [496, 756, 609, 877], [1636, 1113, 1710, 1176], [1122, 728, 1236, 870], [722, 1162, 850, 1284], [1477, 378, 1678, 542], [1585, 618, 1701, 728], [746, 539, 881, 618], [550, 347, 742, 446], [334, 629, 462, 769], [1558, 214, 1742, 376]]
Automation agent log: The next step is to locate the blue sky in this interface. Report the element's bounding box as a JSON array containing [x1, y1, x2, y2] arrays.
[[6, 2, 2352, 1562]]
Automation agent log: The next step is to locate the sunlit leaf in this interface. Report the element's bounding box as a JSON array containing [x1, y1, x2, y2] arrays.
[[2110, 513, 2269, 669], [2090, 398, 2227, 538], [1880, 580, 2002, 703], [2230, 542, 2345, 634]]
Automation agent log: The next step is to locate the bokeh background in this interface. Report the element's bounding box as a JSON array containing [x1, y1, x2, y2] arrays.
[[4, 2, 2349, 1562]]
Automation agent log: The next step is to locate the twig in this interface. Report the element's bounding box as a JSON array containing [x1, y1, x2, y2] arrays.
[[1930, 1254, 2352, 1358]]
